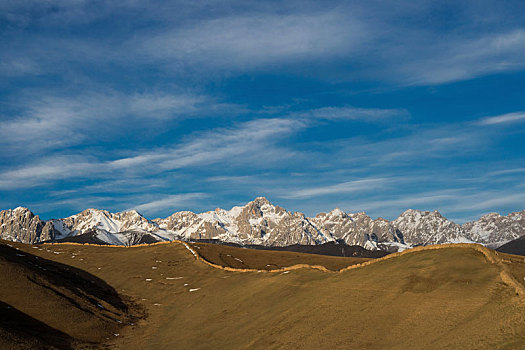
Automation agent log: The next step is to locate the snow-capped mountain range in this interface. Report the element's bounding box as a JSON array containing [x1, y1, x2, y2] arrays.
[[1, 197, 524, 251]]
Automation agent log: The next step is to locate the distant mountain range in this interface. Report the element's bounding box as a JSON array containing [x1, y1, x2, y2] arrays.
[[1, 197, 524, 251]]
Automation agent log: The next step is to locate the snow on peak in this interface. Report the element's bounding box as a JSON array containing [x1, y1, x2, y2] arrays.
[[228, 205, 244, 218], [246, 197, 276, 210], [253, 196, 271, 204], [14, 206, 30, 212], [400, 208, 419, 215], [119, 209, 143, 216], [480, 212, 501, 220], [10, 207, 33, 217], [329, 208, 345, 217]]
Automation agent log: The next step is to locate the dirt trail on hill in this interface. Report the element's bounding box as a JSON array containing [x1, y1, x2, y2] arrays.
[[184, 241, 525, 296]]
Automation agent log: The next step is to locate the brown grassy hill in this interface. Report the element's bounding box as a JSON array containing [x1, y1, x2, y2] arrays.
[[0, 242, 144, 349], [3, 240, 525, 349]]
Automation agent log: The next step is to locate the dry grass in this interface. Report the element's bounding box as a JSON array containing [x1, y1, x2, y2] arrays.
[[0, 242, 144, 349], [2, 240, 525, 349]]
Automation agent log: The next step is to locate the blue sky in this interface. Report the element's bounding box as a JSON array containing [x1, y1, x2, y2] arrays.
[[1, 0, 524, 222]]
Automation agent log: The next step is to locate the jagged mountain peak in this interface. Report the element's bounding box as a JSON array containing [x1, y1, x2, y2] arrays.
[[84, 208, 107, 213], [1, 200, 524, 250], [374, 217, 390, 223], [470, 210, 524, 223], [315, 208, 346, 220], [4, 207, 37, 220], [119, 209, 143, 216], [348, 211, 370, 218], [328, 208, 345, 217], [0, 207, 54, 244], [243, 196, 276, 210], [397, 208, 448, 220], [70, 208, 147, 222], [4, 207, 38, 220], [13, 206, 32, 213], [163, 210, 197, 219], [252, 196, 272, 205], [461, 209, 525, 247], [509, 210, 525, 220], [73, 208, 111, 217], [478, 212, 501, 220], [239, 197, 287, 219]]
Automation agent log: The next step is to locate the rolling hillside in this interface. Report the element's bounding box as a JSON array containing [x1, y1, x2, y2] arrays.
[[1, 240, 525, 349]]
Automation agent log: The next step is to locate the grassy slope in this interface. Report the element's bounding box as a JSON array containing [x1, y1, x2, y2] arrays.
[[0, 242, 144, 349], [4, 241, 525, 349]]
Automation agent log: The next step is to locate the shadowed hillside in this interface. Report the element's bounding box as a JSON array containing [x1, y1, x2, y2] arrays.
[[191, 239, 390, 258], [498, 236, 525, 256], [188, 241, 371, 270], [0, 242, 145, 349], [2, 240, 525, 349]]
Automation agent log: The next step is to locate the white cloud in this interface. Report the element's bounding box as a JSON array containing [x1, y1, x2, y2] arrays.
[[3, 2, 524, 86], [475, 111, 525, 125], [295, 106, 409, 122], [0, 117, 303, 190], [321, 123, 486, 168], [205, 175, 260, 183], [136, 11, 365, 70], [398, 30, 525, 85], [341, 191, 460, 214], [333, 186, 525, 223], [462, 192, 525, 211], [0, 110, 493, 192], [110, 117, 303, 171], [0, 156, 100, 190], [131, 193, 207, 214], [134, 4, 525, 85], [488, 167, 525, 176], [0, 90, 242, 153], [283, 178, 390, 199]]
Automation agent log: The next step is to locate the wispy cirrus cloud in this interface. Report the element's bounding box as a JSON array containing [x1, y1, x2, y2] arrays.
[[110, 117, 304, 170], [128, 3, 525, 85], [2, 1, 525, 85], [293, 106, 409, 122], [0, 103, 502, 192], [394, 29, 525, 85], [0, 117, 303, 190], [0, 90, 244, 154], [0, 100, 408, 191], [135, 10, 366, 71], [130, 193, 208, 215], [283, 178, 391, 199], [338, 189, 462, 216], [488, 167, 525, 176], [475, 111, 525, 125], [0, 156, 100, 190], [331, 185, 525, 223]]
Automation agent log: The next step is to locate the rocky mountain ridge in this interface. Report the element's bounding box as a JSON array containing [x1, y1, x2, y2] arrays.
[[1, 197, 523, 251]]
